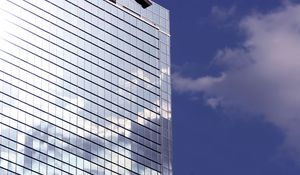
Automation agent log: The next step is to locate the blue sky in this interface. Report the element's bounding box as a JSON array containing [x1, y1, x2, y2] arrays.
[[158, 0, 300, 174]]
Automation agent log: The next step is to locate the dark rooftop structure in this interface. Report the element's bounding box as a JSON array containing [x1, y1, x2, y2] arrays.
[[109, 0, 152, 8], [135, 0, 152, 8]]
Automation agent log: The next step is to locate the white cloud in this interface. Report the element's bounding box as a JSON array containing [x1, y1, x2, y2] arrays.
[[211, 5, 237, 22], [206, 97, 223, 109], [174, 3, 300, 160], [173, 73, 226, 93]]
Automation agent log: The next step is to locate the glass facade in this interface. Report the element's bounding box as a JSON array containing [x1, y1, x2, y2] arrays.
[[0, 0, 171, 175]]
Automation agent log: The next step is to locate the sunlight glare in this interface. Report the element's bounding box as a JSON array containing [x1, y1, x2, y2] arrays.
[[0, 1, 9, 38]]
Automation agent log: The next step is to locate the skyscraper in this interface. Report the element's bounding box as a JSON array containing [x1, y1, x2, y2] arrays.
[[0, 0, 171, 174]]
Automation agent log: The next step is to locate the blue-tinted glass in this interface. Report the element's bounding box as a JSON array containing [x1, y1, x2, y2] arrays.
[[0, 0, 171, 174]]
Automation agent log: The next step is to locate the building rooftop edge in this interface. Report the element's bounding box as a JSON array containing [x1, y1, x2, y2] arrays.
[[105, 0, 170, 36]]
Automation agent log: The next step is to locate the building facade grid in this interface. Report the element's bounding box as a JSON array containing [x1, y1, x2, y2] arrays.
[[0, 0, 171, 174]]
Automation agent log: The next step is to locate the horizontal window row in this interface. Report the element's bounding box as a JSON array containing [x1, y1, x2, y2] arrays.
[[8, 0, 160, 75], [1, 2, 160, 87], [0, 46, 161, 131], [33, 0, 160, 60], [0, 15, 161, 108], [1, 156, 42, 175], [1, 76, 161, 154], [0, 123, 156, 175], [1, 98, 162, 172], [86, 0, 159, 39], [0, 76, 162, 157], [0, 5, 161, 95], [0, 166, 19, 175], [62, 0, 159, 55], [1, 27, 161, 115], [0, 127, 95, 175], [0, 104, 161, 173]]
